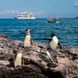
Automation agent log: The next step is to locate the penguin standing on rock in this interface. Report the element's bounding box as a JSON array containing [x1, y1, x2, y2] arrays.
[[8, 52, 23, 67], [14, 52, 23, 67], [23, 28, 32, 47], [49, 33, 62, 50], [42, 33, 62, 63]]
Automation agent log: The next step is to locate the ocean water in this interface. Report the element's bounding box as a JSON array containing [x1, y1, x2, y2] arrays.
[[0, 18, 78, 47]]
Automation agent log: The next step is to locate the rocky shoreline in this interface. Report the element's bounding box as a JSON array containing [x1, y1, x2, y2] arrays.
[[0, 34, 78, 78]]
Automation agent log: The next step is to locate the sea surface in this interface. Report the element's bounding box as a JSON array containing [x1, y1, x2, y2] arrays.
[[0, 18, 78, 47]]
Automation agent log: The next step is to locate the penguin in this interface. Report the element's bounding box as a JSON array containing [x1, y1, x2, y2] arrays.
[[14, 52, 23, 67], [23, 28, 32, 47], [49, 33, 62, 50]]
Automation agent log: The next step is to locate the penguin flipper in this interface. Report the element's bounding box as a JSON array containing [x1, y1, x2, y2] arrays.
[[43, 38, 52, 41], [58, 42, 62, 49]]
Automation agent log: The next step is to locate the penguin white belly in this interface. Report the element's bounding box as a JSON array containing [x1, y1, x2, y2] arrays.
[[50, 40, 58, 50], [24, 35, 31, 47], [15, 53, 22, 67]]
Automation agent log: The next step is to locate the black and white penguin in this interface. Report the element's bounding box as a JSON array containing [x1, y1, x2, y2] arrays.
[[14, 52, 23, 67], [23, 28, 32, 47], [49, 33, 62, 50]]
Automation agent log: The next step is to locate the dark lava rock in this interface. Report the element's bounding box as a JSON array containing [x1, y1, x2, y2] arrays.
[[0, 34, 8, 38], [0, 34, 77, 78]]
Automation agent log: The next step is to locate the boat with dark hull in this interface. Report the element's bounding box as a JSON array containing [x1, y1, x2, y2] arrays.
[[47, 17, 53, 23]]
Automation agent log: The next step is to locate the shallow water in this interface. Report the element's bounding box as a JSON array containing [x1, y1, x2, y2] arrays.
[[0, 18, 78, 47]]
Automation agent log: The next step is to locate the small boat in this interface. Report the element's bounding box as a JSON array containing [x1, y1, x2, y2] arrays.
[[15, 11, 36, 19], [55, 16, 59, 21], [55, 16, 59, 23], [47, 17, 53, 23], [56, 21, 59, 24]]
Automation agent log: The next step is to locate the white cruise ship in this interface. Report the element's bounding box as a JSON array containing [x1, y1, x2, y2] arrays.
[[15, 12, 36, 19]]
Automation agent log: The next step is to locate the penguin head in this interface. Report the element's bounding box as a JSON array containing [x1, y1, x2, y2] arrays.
[[25, 28, 30, 35], [50, 33, 55, 38], [50, 33, 58, 43]]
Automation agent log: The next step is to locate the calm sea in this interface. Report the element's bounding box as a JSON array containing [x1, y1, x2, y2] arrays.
[[0, 18, 78, 47]]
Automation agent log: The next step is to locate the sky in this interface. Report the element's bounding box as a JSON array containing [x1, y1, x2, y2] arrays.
[[0, 0, 78, 18]]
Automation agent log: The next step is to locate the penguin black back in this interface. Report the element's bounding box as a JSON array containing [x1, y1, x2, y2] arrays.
[[49, 33, 62, 49]]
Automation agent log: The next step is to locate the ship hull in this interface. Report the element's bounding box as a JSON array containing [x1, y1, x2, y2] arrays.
[[15, 17, 36, 19]]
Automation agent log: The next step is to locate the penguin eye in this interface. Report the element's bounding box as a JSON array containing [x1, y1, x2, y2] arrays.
[[25, 29, 30, 33], [50, 33, 55, 37], [26, 29, 28, 31], [50, 34, 53, 37]]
